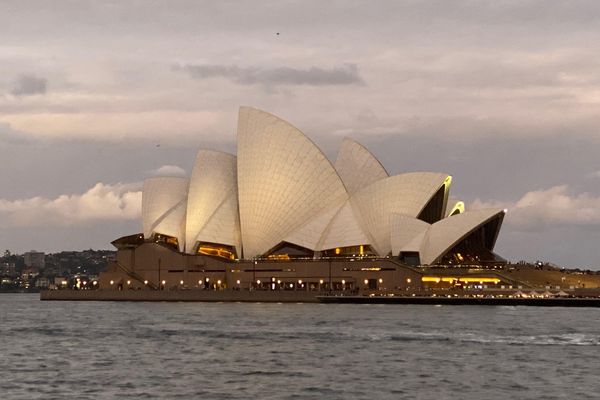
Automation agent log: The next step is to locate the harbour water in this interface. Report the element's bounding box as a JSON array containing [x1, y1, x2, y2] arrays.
[[1, 294, 598, 399]]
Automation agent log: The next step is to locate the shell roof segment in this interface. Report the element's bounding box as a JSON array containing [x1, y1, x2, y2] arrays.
[[420, 208, 505, 265], [142, 176, 189, 252], [335, 138, 389, 194], [236, 106, 347, 258], [350, 172, 449, 255], [185, 150, 241, 255]]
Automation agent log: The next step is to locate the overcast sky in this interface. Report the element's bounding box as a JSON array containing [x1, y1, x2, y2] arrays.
[[2, 0, 600, 268]]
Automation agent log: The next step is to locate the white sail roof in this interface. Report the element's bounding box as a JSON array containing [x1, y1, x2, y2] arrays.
[[283, 196, 347, 250], [185, 150, 241, 255], [318, 199, 371, 250], [236, 106, 348, 258], [335, 138, 389, 194], [135, 106, 505, 263], [142, 177, 189, 251], [351, 172, 449, 255], [390, 214, 430, 255], [420, 208, 505, 265]]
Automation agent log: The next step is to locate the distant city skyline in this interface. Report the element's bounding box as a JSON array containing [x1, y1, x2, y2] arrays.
[[2, 1, 600, 268]]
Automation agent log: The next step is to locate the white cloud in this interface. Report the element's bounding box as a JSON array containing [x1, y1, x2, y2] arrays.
[[0, 182, 142, 227], [10, 74, 47, 96], [149, 165, 187, 177], [587, 170, 600, 179], [471, 185, 600, 231]]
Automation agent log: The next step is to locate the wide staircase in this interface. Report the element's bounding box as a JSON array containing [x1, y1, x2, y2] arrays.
[[113, 260, 158, 289]]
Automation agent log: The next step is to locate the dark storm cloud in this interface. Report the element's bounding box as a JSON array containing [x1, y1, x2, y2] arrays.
[[175, 64, 364, 86], [10, 74, 47, 96]]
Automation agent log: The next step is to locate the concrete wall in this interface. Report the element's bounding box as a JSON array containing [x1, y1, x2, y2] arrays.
[[99, 243, 424, 292]]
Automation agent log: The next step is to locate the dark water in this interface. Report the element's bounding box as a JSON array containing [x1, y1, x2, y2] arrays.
[[1, 294, 599, 399]]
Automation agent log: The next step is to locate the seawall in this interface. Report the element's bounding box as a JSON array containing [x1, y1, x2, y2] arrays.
[[40, 289, 321, 303]]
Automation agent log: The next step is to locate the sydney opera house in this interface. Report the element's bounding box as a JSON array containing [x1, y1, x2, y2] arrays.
[[99, 107, 506, 292]]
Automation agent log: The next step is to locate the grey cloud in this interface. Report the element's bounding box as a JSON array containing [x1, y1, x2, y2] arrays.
[[10, 74, 47, 96], [0, 122, 31, 144], [176, 64, 364, 86]]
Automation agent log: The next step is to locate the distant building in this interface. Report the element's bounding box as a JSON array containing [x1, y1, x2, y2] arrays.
[[21, 266, 40, 278], [0, 262, 16, 277], [24, 251, 45, 269], [35, 277, 50, 288]]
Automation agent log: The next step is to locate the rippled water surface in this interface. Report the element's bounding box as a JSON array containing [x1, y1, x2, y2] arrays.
[[1, 294, 599, 399]]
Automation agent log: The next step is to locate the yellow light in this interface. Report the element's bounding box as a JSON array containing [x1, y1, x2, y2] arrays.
[[257, 280, 261, 284], [360, 267, 381, 271], [342, 279, 346, 285], [335, 247, 341, 255], [92, 281, 97, 286], [277, 280, 281, 284], [180, 280, 184, 285], [459, 277, 501, 284], [378, 278, 383, 283], [422, 276, 500, 284], [127, 280, 131, 285], [298, 280, 303, 284], [144, 280, 148, 285], [359, 245, 364, 255], [364, 279, 369, 285], [198, 280, 202, 285], [406, 278, 411, 283], [110, 280, 114, 285], [448, 201, 465, 216], [319, 279, 324, 284], [161, 280, 166, 285], [236, 280, 241, 284], [217, 280, 222, 285]]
